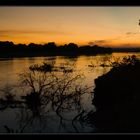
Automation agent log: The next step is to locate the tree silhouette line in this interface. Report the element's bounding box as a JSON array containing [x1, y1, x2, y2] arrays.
[[0, 41, 112, 57]]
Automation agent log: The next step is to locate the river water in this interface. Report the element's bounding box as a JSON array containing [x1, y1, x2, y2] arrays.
[[0, 52, 140, 133]]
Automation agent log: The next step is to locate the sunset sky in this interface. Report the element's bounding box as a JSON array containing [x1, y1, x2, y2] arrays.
[[0, 6, 140, 47]]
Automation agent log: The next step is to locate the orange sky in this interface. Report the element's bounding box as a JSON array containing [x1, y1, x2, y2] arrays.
[[0, 7, 140, 47]]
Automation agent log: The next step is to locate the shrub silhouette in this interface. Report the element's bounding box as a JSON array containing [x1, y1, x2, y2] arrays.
[[88, 55, 140, 132]]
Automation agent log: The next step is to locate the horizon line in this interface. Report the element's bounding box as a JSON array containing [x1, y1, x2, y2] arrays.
[[1, 40, 140, 48]]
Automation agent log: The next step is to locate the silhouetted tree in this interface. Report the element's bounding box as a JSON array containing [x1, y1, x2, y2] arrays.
[[0, 41, 112, 57], [87, 55, 140, 133]]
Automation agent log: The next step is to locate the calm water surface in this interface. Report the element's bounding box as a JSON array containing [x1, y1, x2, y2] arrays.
[[0, 52, 140, 133]]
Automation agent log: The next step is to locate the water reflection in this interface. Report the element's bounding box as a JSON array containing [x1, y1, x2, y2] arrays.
[[0, 61, 95, 133], [0, 53, 140, 133]]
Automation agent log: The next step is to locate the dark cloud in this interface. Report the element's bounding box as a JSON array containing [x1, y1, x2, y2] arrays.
[[94, 40, 108, 44], [89, 32, 140, 46], [88, 39, 112, 46], [88, 36, 121, 46], [88, 41, 95, 46], [125, 32, 139, 37], [126, 32, 133, 35]]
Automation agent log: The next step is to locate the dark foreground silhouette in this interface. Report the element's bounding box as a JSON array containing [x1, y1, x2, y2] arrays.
[[87, 55, 140, 133], [0, 41, 112, 58]]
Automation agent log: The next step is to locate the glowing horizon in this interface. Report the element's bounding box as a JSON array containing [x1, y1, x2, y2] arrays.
[[1, 6, 140, 48]]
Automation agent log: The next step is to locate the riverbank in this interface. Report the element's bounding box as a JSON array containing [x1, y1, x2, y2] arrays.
[[87, 55, 140, 133]]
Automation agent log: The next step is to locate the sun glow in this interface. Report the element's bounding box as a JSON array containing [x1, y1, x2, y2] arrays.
[[0, 7, 140, 47]]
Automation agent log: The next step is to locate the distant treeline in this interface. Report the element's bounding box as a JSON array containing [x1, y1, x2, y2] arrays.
[[112, 47, 140, 52], [0, 41, 112, 57]]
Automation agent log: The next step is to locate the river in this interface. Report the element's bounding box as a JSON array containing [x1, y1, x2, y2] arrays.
[[0, 52, 139, 133]]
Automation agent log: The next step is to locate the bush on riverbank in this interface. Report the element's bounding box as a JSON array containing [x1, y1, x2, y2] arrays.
[[88, 55, 140, 132]]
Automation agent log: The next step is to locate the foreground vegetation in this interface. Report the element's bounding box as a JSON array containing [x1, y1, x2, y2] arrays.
[[87, 55, 140, 133]]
